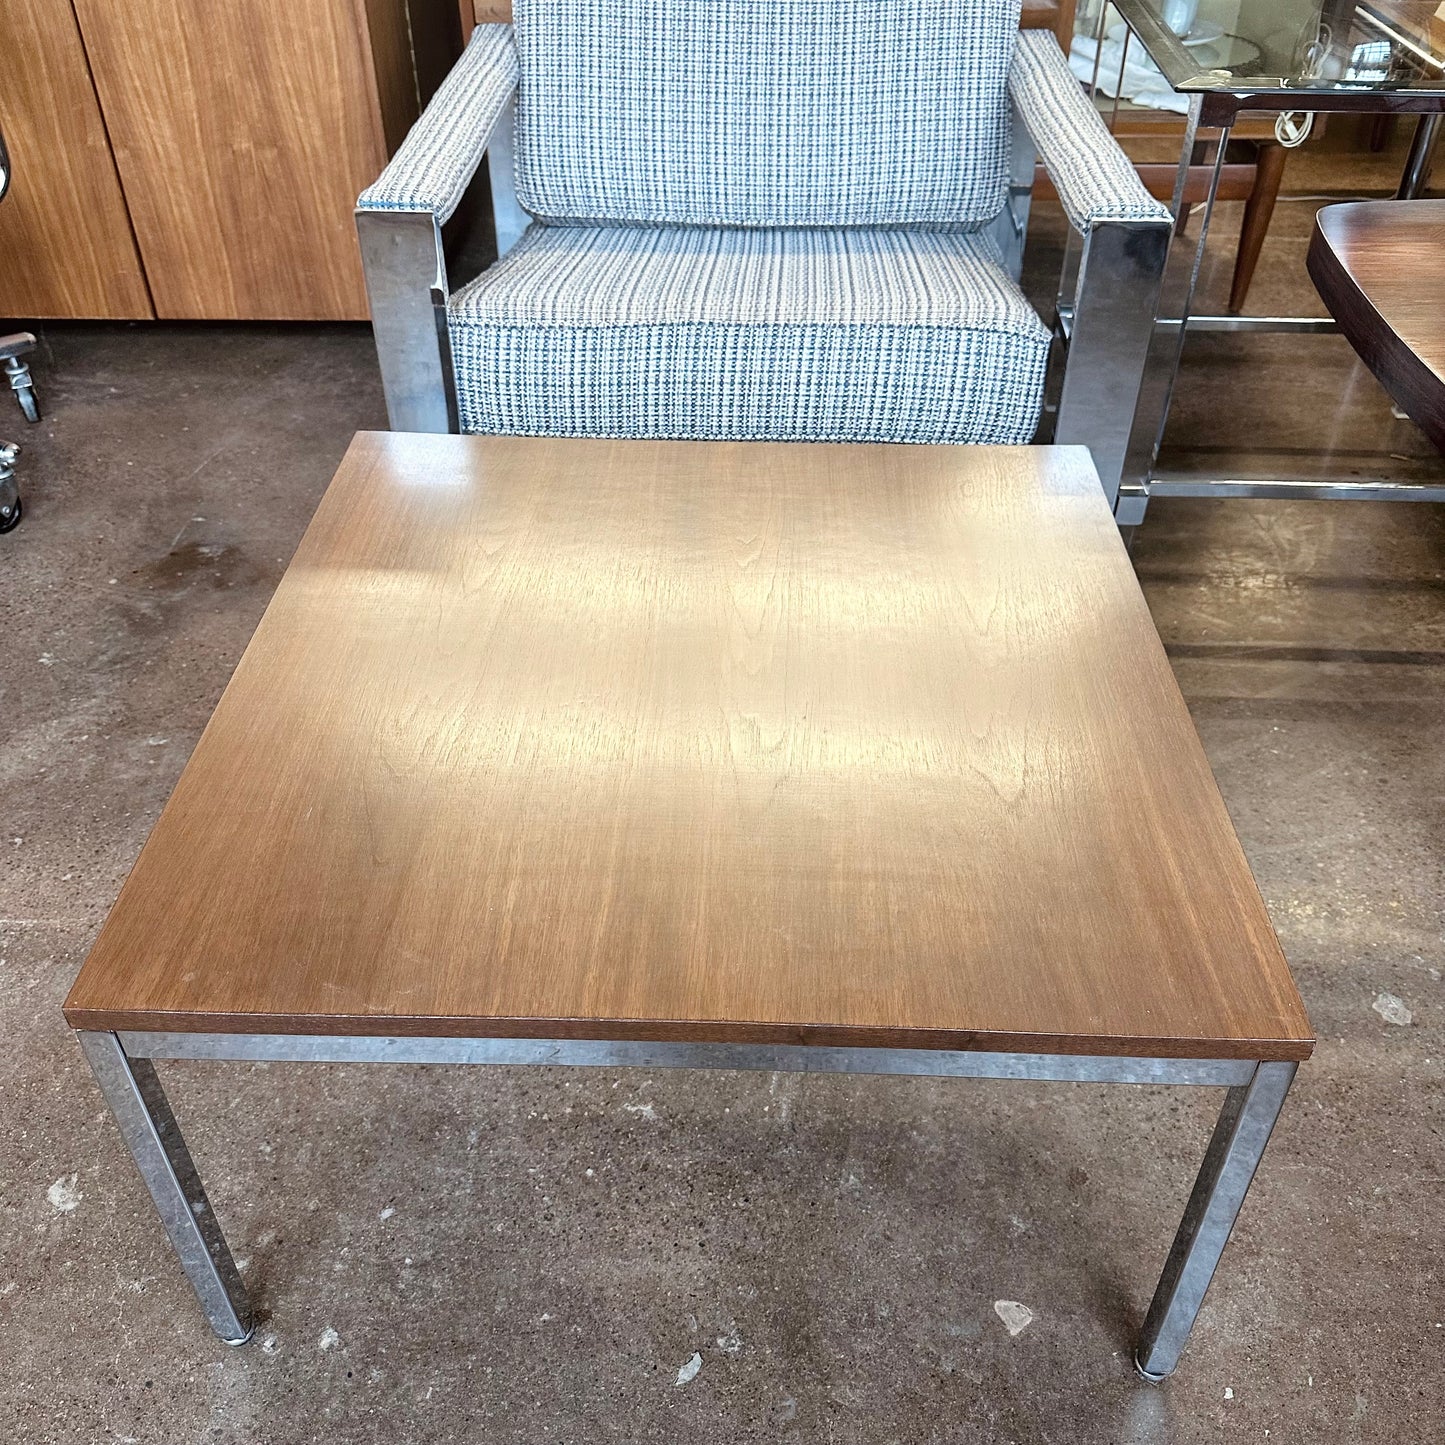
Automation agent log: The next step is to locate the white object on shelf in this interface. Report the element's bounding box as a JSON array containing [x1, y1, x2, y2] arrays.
[[1069, 32, 1192, 113]]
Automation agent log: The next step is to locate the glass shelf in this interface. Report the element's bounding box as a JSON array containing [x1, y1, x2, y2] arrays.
[[1109, 0, 1445, 111]]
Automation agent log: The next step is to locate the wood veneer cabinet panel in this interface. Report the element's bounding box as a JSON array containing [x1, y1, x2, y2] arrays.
[[0, 0, 152, 319], [71, 0, 418, 320]]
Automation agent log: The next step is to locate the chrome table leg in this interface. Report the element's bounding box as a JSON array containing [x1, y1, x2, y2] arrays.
[[78, 1026, 1297, 1364], [78, 1031, 254, 1344], [1135, 1061, 1296, 1380]]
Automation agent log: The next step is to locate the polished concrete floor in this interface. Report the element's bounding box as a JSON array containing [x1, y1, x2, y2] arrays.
[[2, 134, 1443, 1443]]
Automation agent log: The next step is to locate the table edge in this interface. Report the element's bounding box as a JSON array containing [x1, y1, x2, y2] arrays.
[[61, 1003, 1316, 1062]]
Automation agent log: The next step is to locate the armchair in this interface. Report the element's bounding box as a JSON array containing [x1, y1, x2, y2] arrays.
[[356, 2, 1170, 507]]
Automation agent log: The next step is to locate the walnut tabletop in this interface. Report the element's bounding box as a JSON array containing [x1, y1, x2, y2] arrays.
[[1308, 200, 1445, 454], [64, 433, 1313, 1061]]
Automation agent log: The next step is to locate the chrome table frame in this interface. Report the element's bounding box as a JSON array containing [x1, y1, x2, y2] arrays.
[[77, 1027, 1297, 1381], [1101, 0, 1445, 525]]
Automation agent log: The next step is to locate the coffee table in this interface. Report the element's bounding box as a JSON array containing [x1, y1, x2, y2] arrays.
[[64, 433, 1313, 1380]]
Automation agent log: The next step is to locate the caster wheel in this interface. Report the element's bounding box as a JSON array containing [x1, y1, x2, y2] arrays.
[[3, 352, 40, 423], [0, 495, 21, 534]]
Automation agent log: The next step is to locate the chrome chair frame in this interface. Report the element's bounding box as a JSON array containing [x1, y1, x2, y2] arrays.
[[357, 60, 1170, 511]]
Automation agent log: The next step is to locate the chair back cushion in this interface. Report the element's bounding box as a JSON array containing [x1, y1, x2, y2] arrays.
[[512, 0, 1020, 227]]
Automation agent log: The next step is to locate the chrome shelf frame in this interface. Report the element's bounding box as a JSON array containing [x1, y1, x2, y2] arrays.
[[1125, 474, 1445, 505], [1102, 0, 1445, 524]]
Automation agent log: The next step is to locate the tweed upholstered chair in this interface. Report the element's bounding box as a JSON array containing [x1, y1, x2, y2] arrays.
[[356, 0, 1171, 506]]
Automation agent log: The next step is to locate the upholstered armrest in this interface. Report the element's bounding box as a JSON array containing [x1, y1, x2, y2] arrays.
[[1009, 30, 1171, 235], [357, 24, 518, 224]]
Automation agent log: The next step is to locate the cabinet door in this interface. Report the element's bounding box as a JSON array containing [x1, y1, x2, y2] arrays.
[[72, 0, 407, 321], [0, 1, 153, 319]]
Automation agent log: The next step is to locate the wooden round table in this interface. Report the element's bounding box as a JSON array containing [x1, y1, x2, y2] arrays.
[[1307, 200, 1445, 454]]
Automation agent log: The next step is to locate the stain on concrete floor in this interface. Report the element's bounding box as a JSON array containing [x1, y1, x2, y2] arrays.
[[2, 156, 1443, 1441]]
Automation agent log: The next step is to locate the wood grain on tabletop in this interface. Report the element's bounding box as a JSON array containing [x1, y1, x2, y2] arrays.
[[65, 434, 1313, 1061], [1308, 200, 1445, 453], [0, 0, 153, 319], [69, 0, 415, 321]]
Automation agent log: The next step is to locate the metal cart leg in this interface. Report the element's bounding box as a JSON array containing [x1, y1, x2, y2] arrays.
[[0, 333, 43, 530], [0, 441, 20, 532], [4, 354, 39, 423], [0, 332, 39, 423]]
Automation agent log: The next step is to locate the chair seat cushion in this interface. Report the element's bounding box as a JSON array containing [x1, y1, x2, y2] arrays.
[[448, 224, 1051, 444]]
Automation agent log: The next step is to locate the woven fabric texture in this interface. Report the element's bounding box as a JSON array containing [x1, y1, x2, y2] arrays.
[[1009, 30, 1171, 233], [511, 0, 1020, 228], [448, 223, 1050, 442], [357, 25, 517, 223]]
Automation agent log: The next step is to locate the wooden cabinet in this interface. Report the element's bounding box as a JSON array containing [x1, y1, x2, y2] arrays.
[[0, 2, 152, 319], [0, 0, 457, 321]]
